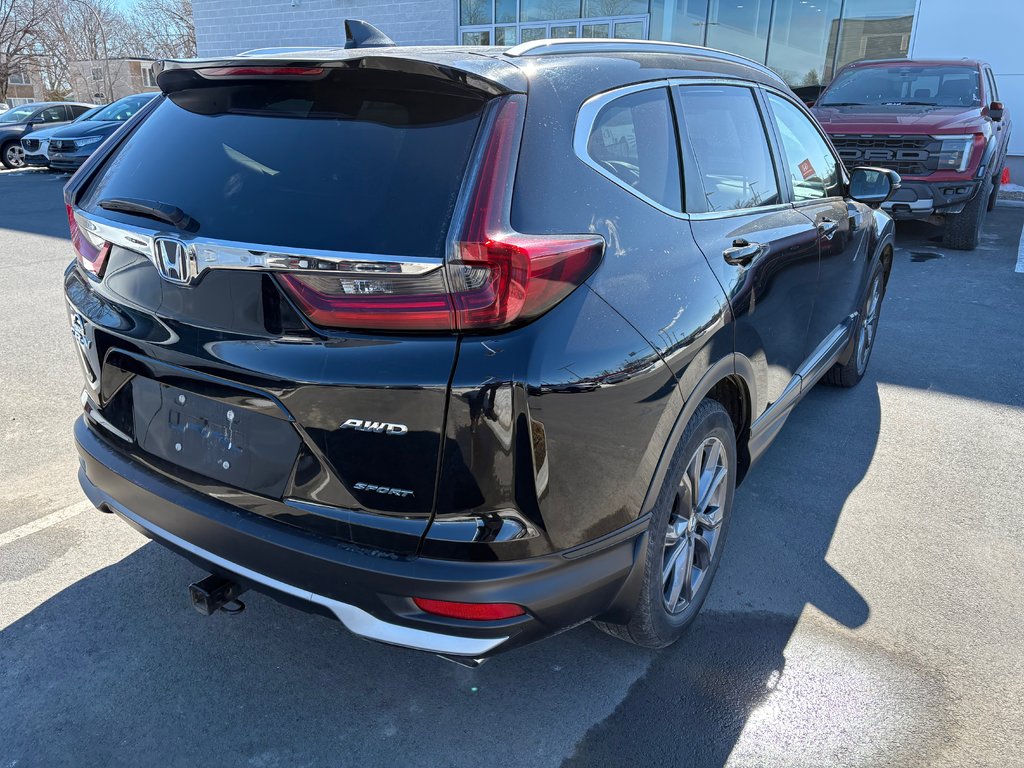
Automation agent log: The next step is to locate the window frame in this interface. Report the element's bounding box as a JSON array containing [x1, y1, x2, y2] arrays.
[[8, 68, 30, 86], [760, 84, 848, 208], [672, 79, 789, 218], [574, 80, 686, 217]]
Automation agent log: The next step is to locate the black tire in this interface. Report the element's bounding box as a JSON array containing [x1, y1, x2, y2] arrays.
[[823, 261, 886, 388], [1, 141, 24, 169], [987, 170, 1002, 212], [943, 177, 992, 250], [594, 398, 736, 648]]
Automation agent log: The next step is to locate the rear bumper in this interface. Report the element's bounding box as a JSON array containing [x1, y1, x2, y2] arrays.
[[882, 179, 982, 219], [75, 415, 644, 659]]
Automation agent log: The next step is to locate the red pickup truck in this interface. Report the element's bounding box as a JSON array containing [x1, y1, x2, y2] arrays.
[[813, 59, 1011, 250]]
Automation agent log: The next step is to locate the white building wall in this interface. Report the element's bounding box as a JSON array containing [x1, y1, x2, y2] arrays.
[[193, 0, 459, 57], [910, 0, 1024, 177]]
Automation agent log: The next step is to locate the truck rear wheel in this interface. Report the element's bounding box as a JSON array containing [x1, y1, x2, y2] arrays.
[[943, 178, 991, 251]]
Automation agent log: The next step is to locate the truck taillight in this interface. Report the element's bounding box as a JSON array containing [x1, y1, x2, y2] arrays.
[[67, 204, 110, 278], [276, 96, 604, 333]]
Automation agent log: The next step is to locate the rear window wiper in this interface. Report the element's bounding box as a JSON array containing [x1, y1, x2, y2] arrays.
[[98, 197, 198, 231]]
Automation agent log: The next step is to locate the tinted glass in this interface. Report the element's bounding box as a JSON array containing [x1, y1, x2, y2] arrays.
[[985, 69, 999, 101], [584, 0, 647, 17], [81, 76, 484, 258], [69, 104, 91, 118], [462, 30, 491, 44], [676, 85, 779, 212], [587, 87, 681, 211], [37, 106, 66, 123], [819, 64, 981, 107], [767, 93, 841, 202], [93, 94, 157, 122], [495, 0, 516, 23]]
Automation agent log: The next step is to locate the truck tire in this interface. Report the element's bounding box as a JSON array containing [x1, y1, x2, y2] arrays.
[[943, 178, 992, 251]]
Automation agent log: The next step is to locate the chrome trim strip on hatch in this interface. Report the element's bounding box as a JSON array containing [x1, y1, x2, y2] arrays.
[[103, 499, 509, 657], [72, 208, 443, 285]]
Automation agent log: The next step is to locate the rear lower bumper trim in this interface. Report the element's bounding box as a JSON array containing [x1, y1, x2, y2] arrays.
[[99, 494, 508, 657]]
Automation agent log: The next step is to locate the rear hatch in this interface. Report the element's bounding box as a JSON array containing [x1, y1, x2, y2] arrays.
[[65, 58, 515, 555]]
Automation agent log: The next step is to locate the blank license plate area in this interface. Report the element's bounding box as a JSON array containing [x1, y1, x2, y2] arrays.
[[132, 377, 300, 498]]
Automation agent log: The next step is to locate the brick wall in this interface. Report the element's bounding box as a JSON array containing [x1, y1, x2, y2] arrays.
[[193, 0, 459, 57]]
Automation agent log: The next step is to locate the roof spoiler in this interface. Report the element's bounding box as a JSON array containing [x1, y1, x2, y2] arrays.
[[344, 20, 395, 49]]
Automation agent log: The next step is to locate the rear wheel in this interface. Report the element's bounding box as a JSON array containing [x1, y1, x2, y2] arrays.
[[594, 398, 736, 648], [2, 141, 25, 169], [943, 178, 991, 250]]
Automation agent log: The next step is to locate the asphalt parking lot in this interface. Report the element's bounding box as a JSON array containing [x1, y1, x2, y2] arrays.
[[1, 167, 1022, 767]]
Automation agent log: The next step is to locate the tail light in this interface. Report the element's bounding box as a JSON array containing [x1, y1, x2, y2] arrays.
[[277, 96, 604, 333], [413, 598, 526, 621], [68, 204, 110, 278]]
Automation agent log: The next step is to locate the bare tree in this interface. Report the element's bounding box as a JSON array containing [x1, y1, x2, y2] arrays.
[[0, 0, 54, 103], [127, 0, 195, 59]]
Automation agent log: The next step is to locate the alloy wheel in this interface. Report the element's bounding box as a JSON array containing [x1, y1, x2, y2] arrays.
[[856, 273, 883, 374], [662, 436, 728, 614], [5, 144, 25, 168]]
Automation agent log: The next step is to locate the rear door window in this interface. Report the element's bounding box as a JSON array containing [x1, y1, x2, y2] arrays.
[[675, 85, 780, 213], [81, 74, 486, 258], [584, 86, 682, 212]]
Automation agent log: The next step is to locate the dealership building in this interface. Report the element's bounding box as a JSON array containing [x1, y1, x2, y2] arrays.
[[192, 0, 1023, 177]]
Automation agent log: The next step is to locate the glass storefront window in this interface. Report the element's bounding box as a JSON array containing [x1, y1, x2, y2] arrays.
[[495, 0, 516, 23], [613, 19, 646, 38], [583, 0, 649, 18], [650, 0, 708, 45], [704, 0, 772, 63], [461, 29, 491, 44], [582, 22, 611, 36], [551, 23, 579, 36], [494, 25, 517, 44], [830, 0, 916, 75], [521, 0, 583, 22], [461, 0, 492, 25], [766, 0, 841, 86], [520, 26, 548, 41]]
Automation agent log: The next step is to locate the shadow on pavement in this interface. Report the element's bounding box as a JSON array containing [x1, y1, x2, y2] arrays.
[[0, 168, 74, 240], [0, 381, 879, 768]]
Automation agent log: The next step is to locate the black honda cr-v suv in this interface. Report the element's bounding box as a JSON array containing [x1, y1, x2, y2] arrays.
[[66, 24, 898, 664]]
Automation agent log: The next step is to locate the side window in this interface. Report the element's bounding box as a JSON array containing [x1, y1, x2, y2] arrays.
[[69, 104, 89, 118], [675, 85, 780, 213], [585, 87, 682, 211], [37, 106, 66, 123], [766, 93, 842, 202]]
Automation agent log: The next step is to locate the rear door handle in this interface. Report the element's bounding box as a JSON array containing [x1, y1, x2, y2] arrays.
[[722, 239, 767, 266], [818, 218, 839, 239]]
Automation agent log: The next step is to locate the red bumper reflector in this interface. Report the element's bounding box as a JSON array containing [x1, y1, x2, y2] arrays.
[[413, 598, 526, 621]]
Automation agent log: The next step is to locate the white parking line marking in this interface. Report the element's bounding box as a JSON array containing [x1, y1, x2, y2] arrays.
[[1017, 217, 1024, 273], [0, 501, 94, 548]]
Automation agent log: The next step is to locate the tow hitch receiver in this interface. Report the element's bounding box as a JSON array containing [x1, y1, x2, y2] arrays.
[[188, 573, 247, 616]]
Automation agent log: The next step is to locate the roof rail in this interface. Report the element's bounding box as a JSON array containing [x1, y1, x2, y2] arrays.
[[505, 38, 785, 85]]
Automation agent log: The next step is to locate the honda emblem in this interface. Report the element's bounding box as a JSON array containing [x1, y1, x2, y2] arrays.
[[153, 237, 194, 285]]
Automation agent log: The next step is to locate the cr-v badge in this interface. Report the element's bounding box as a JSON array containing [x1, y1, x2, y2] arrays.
[[340, 418, 409, 436]]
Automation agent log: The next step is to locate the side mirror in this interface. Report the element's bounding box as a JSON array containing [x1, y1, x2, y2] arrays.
[[989, 101, 1004, 121], [849, 167, 901, 208]]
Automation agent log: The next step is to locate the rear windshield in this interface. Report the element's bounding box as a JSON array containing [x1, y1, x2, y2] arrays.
[[819, 65, 981, 108], [81, 74, 486, 257]]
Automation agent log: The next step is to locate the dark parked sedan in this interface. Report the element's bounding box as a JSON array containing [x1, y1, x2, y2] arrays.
[[65, 24, 898, 664], [47, 93, 157, 171], [0, 101, 93, 168]]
